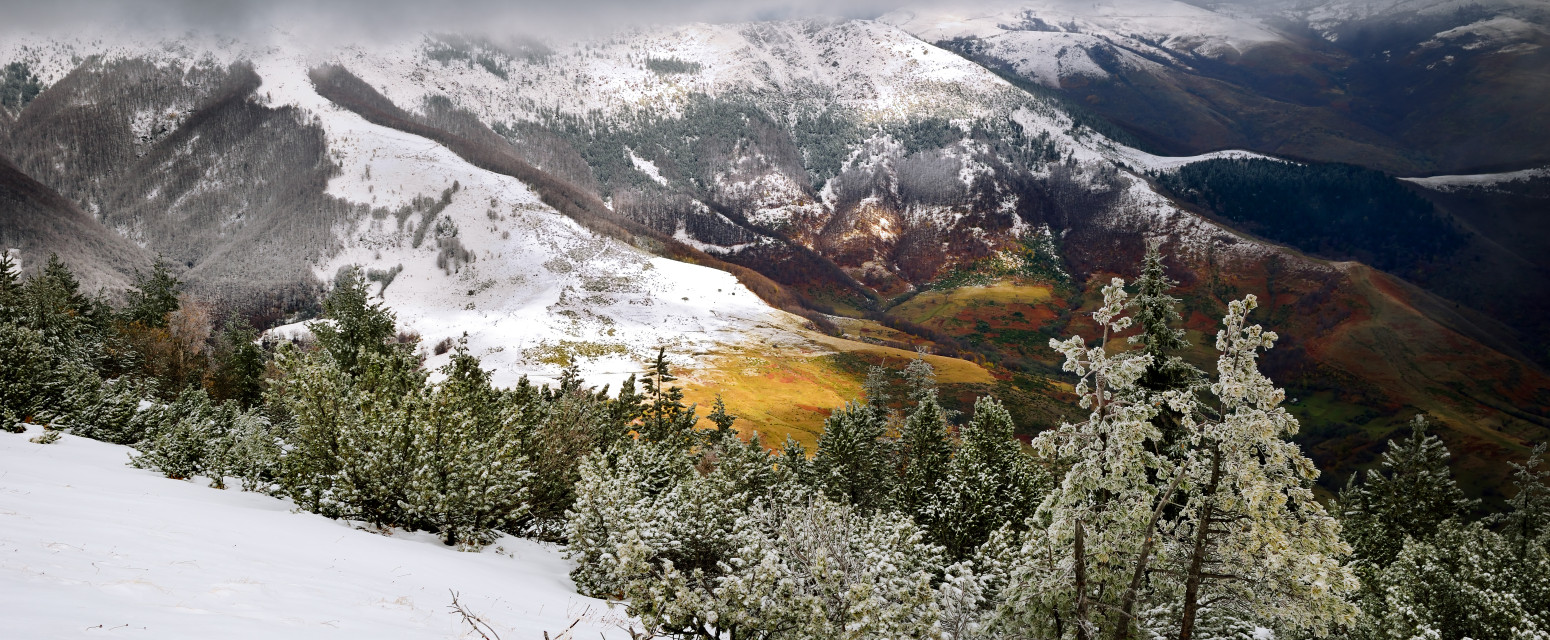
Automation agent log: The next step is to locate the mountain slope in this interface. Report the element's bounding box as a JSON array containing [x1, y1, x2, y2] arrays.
[[0, 151, 151, 291], [886, 0, 1550, 174], [1, 21, 1544, 491], [0, 428, 631, 638]]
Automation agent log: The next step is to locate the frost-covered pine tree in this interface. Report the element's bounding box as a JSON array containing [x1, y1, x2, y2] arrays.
[[1161, 295, 1357, 640], [863, 364, 894, 413], [1338, 414, 1474, 570], [335, 346, 425, 529], [937, 396, 1045, 559], [1008, 278, 1166, 640], [311, 266, 398, 377], [0, 321, 49, 431], [1129, 241, 1204, 396], [411, 342, 530, 546], [121, 257, 181, 329], [1007, 283, 1355, 640], [810, 401, 896, 514], [1491, 442, 1550, 559], [640, 348, 698, 447], [898, 389, 953, 522], [1371, 520, 1550, 640], [131, 387, 218, 481], [705, 394, 737, 445], [268, 342, 355, 518]]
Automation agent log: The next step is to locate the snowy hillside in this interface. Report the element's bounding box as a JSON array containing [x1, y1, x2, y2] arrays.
[[0, 21, 1298, 387], [0, 427, 632, 639], [246, 46, 810, 387], [882, 0, 1287, 87], [1402, 165, 1550, 191]]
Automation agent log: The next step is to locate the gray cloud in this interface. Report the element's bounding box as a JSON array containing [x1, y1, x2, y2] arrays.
[[0, 0, 906, 40]]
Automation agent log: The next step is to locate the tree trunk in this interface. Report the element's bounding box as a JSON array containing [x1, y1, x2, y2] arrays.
[[1075, 518, 1092, 640], [1178, 446, 1222, 640], [1113, 466, 1189, 640]]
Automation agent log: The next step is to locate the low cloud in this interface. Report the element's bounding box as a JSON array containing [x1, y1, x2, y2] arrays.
[[0, 0, 903, 40]]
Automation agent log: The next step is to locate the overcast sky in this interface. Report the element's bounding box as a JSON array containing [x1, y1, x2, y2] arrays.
[[0, 0, 917, 40]]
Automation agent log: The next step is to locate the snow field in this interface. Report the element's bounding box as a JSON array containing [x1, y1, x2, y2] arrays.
[[0, 427, 632, 639]]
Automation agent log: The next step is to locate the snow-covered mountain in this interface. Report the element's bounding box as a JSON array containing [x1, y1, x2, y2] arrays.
[[1, 11, 1546, 492], [0, 21, 1274, 385]]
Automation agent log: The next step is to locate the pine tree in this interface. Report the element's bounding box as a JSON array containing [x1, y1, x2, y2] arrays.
[[312, 266, 399, 377], [1338, 414, 1474, 569], [1491, 442, 1550, 558], [122, 257, 182, 328], [706, 394, 736, 444], [1372, 521, 1550, 640], [131, 387, 218, 481], [336, 346, 426, 529], [898, 390, 952, 524], [937, 396, 1044, 559], [268, 342, 355, 517], [901, 355, 939, 406], [209, 319, 267, 408], [1017, 283, 1355, 640], [411, 341, 529, 546], [0, 322, 49, 431], [1163, 295, 1357, 639], [810, 401, 895, 514], [863, 364, 894, 413], [1128, 241, 1205, 456], [639, 348, 697, 446], [0, 251, 19, 307], [1128, 241, 1203, 395], [1017, 278, 1165, 640]]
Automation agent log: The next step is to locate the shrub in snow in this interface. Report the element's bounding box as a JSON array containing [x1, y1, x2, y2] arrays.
[[0, 322, 50, 431]]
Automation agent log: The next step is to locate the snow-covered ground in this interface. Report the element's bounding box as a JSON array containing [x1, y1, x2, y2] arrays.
[[0, 427, 632, 639], [1401, 165, 1550, 191], [1108, 145, 1284, 173], [883, 0, 1288, 70]]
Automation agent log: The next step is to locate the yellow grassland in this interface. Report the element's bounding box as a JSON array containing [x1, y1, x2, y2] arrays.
[[677, 329, 995, 448], [888, 281, 1055, 327]]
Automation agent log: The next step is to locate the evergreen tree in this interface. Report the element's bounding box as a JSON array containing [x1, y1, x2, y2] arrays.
[[1128, 241, 1205, 455], [1128, 241, 1203, 395], [65, 375, 158, 444], [1370, 521, 1550, 640], [335, 346, 426, 529], [1338, 414, 1474, 570], [0, 251, 19, 307], [901, 356, 939, 406], [639, 348, 697, 446], [312, 266, 399, 377], [937, 396, 1044, 559], [268, 342, 355, 517], [1491, 442, 1550, 559], [1013, 283, 1355, 640], [0, 322, 49, 431], [412, 341, 529, 546], [810, 401, 895, 514], [1161, 295, 1356, 639], [706, 394, 737, 444], [208, 319, 267, 408], [1013, 278, 1167, 639], [898, 390, 952, 522], [863, 364, 894, 413], [131, 387, 218, 481], [122, 258, 181, 328]]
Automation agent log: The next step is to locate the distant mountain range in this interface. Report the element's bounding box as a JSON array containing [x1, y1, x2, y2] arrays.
[[2, 0, 1546, 499]]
